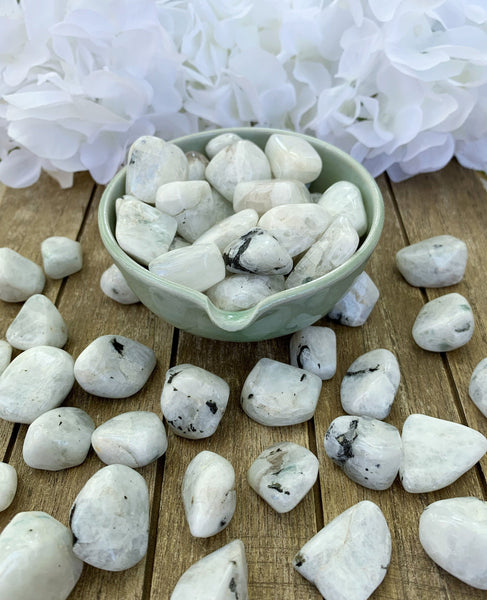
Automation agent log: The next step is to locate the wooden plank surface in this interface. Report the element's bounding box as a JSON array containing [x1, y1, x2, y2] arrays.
[[1, 161, 487, 599]]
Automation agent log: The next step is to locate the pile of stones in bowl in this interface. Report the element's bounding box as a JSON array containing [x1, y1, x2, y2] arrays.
[[0, 132, 486, 600]]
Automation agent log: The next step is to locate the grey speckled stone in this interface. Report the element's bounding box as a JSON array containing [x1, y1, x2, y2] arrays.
[[74, 335, 156, 399], [41, 236, 82, 279], [170, 539, 248, 600], [0, 247, 45, 302], [293, 501, 391, 600], [0, 340, 12, 376], [328, 272, 379, 327], [100, 264, 139, 305], [182, 451, 236, 538], [290, 326, 336, 380], [248, 441, 318, 513], [0, 511, 83, 600], [70, 464, 149, 571], [469, 357, 487, 418], [0, 462, 17, 511], [412, 293, 474, 352], [23, 407, 94, 471]]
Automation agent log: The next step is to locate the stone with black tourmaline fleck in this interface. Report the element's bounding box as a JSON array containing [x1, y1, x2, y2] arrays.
[[289, 326, 336, 380]]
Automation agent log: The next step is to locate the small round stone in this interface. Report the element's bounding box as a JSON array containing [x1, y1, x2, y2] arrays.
[[0, 463, 17, 511], [41, 236, 83, 279], [0, 247, 45, 302], [100, 264, 139, 304]]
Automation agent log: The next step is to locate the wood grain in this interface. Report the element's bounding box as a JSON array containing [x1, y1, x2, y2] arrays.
[[1, 163, 487, 599]]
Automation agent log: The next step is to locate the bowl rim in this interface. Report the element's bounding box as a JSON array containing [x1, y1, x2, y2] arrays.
[[98, 127, 384, 331]]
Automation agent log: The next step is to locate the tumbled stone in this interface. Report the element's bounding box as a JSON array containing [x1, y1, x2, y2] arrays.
[[412, 292, 474, 352], [206, 273, 285, 311], [289, 326, 336, 380], [265, 133, 322, 183], [194, 209, 259, 251], [74, 334, 156, 399], [126, 136, 188, 204], [318, 181, 368, 236], [241, 358, 322, 426], [223, 228, 293, 275], [0, 511, 83, 600], [0, 247, 45, 302], [182, 451, 236, 538], [328, 271, 379, 326], [6, 294, 68, 350], [168, 235, 192, 251], [0, 346, 74, 424], [186, 150, 209, 180], [156, 180, 232, 242], [340, 349, 400, 420], [100, 264, 139, 304], [247, 441, 318, 513], [161, 364, 229, 439], [293, 500, 391, 600], [0, 462, 17, 511], [115, 195, 177, 265], [285, 216, 359, 289], [400, 413, 487, 493], [70, 464, 149, 571], [469, 357, 487, 418], [396, 235, 467, 287], [0, 340, 12, 375], [171, 539, 248, 600], [258, 203, 330, 256], [23, 407, 94, 471], [41, 236, 83, 279], [324, 415, 402, 490], [419, 497, 487, 590], [233, 179, 310, 215], [205, 140, 271, 201], [205, 132, 242, 159], [149, 243, 225, 292], [92, 411, 167, 467]]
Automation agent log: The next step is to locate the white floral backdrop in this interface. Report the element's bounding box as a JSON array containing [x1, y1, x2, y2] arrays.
[[1, 0, 486, 188]]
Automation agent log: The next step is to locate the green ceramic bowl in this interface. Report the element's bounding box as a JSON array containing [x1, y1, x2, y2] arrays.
[[98, 127, 384, 341]]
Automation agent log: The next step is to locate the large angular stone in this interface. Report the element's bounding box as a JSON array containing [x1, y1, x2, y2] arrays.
[[0, 247, 45, 302]]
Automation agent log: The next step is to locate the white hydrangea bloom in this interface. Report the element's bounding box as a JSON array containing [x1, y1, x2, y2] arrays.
[[0, 0, 486, 188]]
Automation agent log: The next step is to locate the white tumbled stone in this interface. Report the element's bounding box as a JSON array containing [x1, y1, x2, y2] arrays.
[[156, 180, 232, 243], [318, 181, 368, 236], [70, 464, 149, 571], [74, 334, 156, 399], [400, 413, 487, 493], [293, 500, 391, 600], [265, 133, 322, 183], [170, 539, 248, 600], [233, 179, 310, 215], [23, 407, 94, 471], [182, 451, 236, 538], [223, 227, 293, 275], [0, 462, 17, 511], [92, 411, 167, 467], [258, 203, 331, 257], [396, 235, 467, 287], [100, 264, 139, 304], [126, 136, 188, 204], [324, 415, 402, 490], [412, 293, 474, 352], [241, 358, 322, 426], [205, 132, 242, 159], [185, 150, 209, 180], [194, 208, 259, 251], [328, 271, 379, 326], [290, 326, 336, 380], [0, 511, 83, 600], [340, 349, 400, 420], [168, 235, 192, 251], [419, 497, 487, 590], [0, 247, 45, 302], [248, 441, 319, 513], [115, 195, 177, 265], [161, 364, 229, 439], [285, 216, 359, 289], [0, 346, 74, 424], [41, 236, 83, 279], [205, 140, 271, 201], [149, 243, 226, 292], [6, 294, 68, 350], [0, 340, 12, 375], [469, 357, 487, 418], [206, 273, 285, 311]]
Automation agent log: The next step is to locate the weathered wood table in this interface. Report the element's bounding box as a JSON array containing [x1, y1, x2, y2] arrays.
[[1, 160, 487, 599]]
